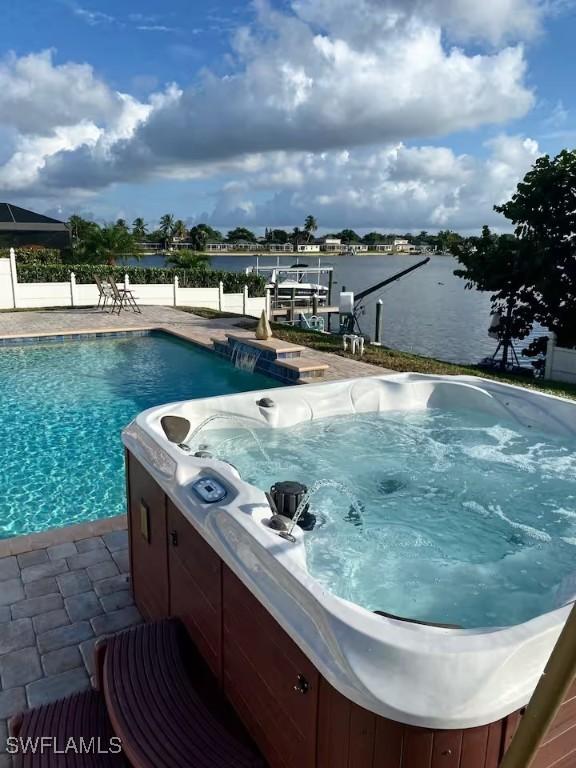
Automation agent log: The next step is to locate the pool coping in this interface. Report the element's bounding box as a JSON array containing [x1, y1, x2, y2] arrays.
[[0, 324, 235, 355], [0, 514, 128, 557]]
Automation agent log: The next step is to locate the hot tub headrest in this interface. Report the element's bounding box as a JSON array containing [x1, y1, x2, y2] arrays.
[[160, 415, 191, 444]]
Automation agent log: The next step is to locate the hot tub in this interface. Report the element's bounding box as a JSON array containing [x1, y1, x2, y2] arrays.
[[122, 373, 576, 768]]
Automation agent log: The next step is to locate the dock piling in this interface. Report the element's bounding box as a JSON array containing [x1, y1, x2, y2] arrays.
[[373, 299, 383, 345]]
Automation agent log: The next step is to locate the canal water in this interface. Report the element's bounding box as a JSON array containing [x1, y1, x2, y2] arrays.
[[132, 253, 541, 365]]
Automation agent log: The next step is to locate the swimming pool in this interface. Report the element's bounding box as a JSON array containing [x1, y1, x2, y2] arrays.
[[0, 331, 278, 538]]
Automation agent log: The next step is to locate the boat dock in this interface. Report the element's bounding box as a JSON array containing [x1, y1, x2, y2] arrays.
[[247, 260, 336, 327]]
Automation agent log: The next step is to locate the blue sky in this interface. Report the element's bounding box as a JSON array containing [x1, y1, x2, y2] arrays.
[[0, 0, 575, 232]]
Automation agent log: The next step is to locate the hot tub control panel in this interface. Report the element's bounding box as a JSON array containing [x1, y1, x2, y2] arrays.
[[192, 477, 228, 504]]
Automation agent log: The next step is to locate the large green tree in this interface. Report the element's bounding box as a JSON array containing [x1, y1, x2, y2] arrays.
[[436, 230, 463, 252], [452, 226, 534, 368], [226, 227, 256, 243], [336, 229, 360, 243], [188, 223, 222, 251], [362, 232, 386, 245], [268, 228, 289, 244], [494, 149, 576, 350]]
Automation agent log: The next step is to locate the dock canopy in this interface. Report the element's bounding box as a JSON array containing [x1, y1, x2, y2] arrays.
[[0, 203, 71, 250]]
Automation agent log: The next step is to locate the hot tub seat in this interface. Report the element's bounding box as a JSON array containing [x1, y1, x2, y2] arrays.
[[96, 618, 265, 768]]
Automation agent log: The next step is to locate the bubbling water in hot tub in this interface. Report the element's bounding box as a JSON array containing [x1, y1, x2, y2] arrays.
[[198, 407, 576, 629]]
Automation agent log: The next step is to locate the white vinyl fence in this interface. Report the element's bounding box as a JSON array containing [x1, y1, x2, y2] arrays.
[[545, 334, 576, 384], [0, 250, 268, 318]]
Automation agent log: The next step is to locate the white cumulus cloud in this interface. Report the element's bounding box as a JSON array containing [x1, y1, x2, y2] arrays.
[[27, 0, 537, 193], [0, 0, 560, 229], [205, 136, 540, 231]]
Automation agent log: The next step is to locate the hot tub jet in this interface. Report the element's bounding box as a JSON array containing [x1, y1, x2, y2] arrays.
[[269, 481, 317, 532]]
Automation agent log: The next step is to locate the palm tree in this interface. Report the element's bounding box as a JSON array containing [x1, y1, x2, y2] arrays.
[[166, 251, 210, 269], [115, 218, 128, 231], [158, 214, 175, 249], [173, 220, 188, 241], [132, 217, 147, 238], [79, 225, 141, 266], [67, 215, 97, 245], [291, 227, 303, 247], [304, 215, 318, 242]]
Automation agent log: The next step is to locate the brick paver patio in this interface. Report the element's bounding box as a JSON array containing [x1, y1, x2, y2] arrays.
[[0, 305, 389, 381], [0, 306, 389, 764], [0, 524, 136, 767]]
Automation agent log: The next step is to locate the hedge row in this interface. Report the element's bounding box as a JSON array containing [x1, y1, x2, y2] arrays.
[[16, 264, 266, 297], [0, 248, 62, 264]]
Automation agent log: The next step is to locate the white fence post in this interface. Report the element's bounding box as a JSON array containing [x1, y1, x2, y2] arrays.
[[70, 272, 77, 307], [265, 288, 271, 320], [243, 285, 248, 315], [173, 275, 179, 308], [218, 281, 224, 311], [545, 333, 556, 380], [9, 247, 17, 309]]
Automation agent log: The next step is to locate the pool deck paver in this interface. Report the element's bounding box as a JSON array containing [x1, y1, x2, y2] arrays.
[[0, 305, 389, 381], [0, 524, 138, 763], [0, 306, 390, 761]]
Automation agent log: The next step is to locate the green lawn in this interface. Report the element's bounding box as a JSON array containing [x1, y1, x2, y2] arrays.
[[176, 306, 244, 320]]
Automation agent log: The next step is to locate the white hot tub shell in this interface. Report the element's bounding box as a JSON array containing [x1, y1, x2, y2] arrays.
[[122, 373, 576, 732]]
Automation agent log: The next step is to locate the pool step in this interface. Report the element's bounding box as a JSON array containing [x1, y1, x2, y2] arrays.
[[272, 357, 330, 381], [225, 334, 306, 359], [210, 333, 329, 383]]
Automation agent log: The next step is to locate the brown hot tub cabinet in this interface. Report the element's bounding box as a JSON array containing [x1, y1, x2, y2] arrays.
[[126, 453, 576, 768]]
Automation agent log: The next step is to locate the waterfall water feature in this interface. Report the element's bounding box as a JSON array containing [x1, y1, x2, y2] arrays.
[[285, 479, 363, 538], [231, 341, 262, 373], [185, 413, 274, 469]]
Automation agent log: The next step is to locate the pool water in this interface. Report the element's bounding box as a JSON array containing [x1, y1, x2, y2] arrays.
[[198, 409, 576, 629], [0, 333, 277, 538]]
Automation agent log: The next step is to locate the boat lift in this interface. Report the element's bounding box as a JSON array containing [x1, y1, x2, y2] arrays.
[[339, 257, 430, 337]]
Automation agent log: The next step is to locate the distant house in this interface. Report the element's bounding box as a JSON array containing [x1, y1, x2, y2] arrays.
[[137, 241, 164, 251], [319, 237, 344, 253], [297, 243, 321, 253], [268, 242, 293, 253], [230, 240, 266, 251], [393, 238, 417, 253], [374, 243, 394, 252], [347, 243, 368, 253], [206, 240, 266, 252]]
